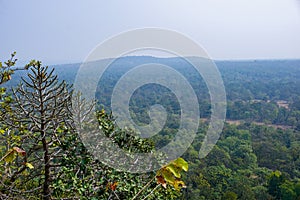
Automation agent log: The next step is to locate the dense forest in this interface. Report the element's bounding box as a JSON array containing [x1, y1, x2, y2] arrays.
[[1, 55, 300, 199]]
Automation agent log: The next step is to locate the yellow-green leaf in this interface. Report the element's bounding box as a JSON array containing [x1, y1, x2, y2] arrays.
[[274, 170, 282, 177], [161, 169, 175, 184], [3, 149, 16, 163], [173, 180, 186, 191], [25, 162, 34, 169], [173, 157, 188, 171], [166, 164, 181, 178], [156, 157, 188, 191]]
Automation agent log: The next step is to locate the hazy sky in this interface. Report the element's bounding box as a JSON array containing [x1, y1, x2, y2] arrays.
[[0, 0, 299, 64]]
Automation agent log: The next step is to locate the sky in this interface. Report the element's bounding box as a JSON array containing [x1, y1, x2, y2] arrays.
[[0, 0, 300, 64]]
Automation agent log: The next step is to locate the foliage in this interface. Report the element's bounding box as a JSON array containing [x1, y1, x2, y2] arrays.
[[53, 104, 180, 199], [156, 157, 188, 190], [2, 55, 300, 199], [0, 60, 73, 199], [0, 52, 17, 85], [0, 55, 182, 199]]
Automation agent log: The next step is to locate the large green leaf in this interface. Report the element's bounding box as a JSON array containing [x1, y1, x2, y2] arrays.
[[172, 157, 188, 171], [166, 164, 181, 178]]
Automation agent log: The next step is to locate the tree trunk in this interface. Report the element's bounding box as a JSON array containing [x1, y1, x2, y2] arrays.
[[42, 136, 51, 200]]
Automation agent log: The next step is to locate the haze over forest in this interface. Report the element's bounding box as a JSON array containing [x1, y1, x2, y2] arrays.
[[1, 1, 300, 199]]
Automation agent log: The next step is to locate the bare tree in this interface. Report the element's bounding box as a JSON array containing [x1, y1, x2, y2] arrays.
[[4, 61, 72, 199]]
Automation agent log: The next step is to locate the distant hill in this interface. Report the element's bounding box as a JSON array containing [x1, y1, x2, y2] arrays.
[[5, 56, 300, 102]]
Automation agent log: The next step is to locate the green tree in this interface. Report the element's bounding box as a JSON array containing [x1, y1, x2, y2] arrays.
[[268, 170, 285, 199], [222, 191, 237, 200], [280, 181, 297, 200]]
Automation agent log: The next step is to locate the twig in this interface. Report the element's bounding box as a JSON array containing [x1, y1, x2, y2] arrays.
[[141, 184, 160, 200], [132, 176, 155, 200], [113, 190, 121, 200]]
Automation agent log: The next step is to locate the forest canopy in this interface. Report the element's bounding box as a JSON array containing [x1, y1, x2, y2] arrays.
[[1, 54, 300, 199]]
